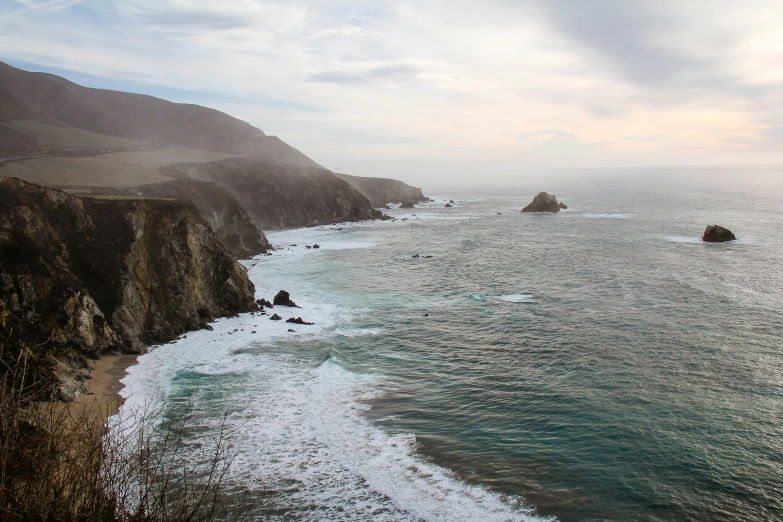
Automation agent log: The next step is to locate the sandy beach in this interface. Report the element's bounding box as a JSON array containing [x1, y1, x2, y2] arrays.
[[72, 354, 138, 425]]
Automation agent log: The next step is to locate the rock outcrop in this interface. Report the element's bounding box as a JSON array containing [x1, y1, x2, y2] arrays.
[[335, 173, 427, 207], [160, 159, 388, 230], [399, 202, 415, 209], [521, 192, 564, 213], [93, 179, 269, 258], [286, 317, 313, 325], [558, 202, 568, 210], [273, 290, 298, 307], [0, 177, 256, 399], [702, 225, 736, 243]]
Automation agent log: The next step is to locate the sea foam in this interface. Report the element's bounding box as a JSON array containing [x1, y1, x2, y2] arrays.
[[117, 224, 549, 522]]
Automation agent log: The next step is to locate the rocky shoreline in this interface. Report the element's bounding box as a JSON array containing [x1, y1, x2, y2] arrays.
[[0, 177, 258, 400]]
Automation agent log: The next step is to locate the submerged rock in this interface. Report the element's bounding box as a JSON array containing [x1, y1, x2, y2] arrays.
[[286, 317, 314, 325], [521, 192, 564, 213], [273, 290, 299, 307], [399, 202, 415, 209], [702, 225, 736, 243]]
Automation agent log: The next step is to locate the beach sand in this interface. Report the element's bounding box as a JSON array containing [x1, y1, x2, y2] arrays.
[[72, 354, 138, 425]]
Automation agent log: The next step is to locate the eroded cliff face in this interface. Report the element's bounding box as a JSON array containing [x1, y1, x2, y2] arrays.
[[93, 179, 270, 259], [0, 177, 256, 399], [161, 158, 387, 230], [335, 173, 427, 207]]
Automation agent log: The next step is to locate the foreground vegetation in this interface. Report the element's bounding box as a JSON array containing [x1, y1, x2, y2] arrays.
[[0, 333, 256, 522]]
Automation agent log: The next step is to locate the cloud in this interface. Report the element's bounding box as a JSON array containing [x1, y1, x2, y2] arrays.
[[1, 0, 782, 182], [309, 64, 420, 84]]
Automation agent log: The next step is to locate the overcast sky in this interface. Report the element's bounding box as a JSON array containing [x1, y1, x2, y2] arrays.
[[1, 0, 782, 183]]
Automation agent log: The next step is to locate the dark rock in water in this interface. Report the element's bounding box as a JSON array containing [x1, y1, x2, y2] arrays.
[[288, 329, 295, 332], [497, 212, 502, 215], [558, 202, 568, 210], [702, 225, 736, 243], [399, 202, 415, 209], [274, 290, 299, 307], [449, 200, 455, 203], [521, 192, 563, 213], [313, 244, 320, 249], [412, 254, 420, 258], [445, 203, 452, 208], [286, 317, 314, 325], [306, 245, 312, 249], [422, 255, 434, 259], [256, 298, 273, 308], [424, 313, 429, 317], [383, 204, 392, 209], [270, 313, 282, 321]]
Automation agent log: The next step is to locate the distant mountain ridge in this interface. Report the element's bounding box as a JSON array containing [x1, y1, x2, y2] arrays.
[[0, 61, 319, 167]]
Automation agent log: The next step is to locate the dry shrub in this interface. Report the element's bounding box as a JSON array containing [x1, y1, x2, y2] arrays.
[[0, 334, 258, 522]]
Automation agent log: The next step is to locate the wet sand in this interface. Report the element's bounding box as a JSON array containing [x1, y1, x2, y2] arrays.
[[72, 354, 138, 425]]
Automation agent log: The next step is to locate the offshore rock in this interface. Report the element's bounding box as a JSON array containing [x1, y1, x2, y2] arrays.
[[286, 317, 313, 325], [521, 192, 564, 213], [558, 202, 568, 210], [399, 202, 415, 209], [702, 225, 736, 243], [273, 290, 298, 307], [0, 177, 255, 398], [445, 203, 452, 208], [270, 313, 282, 321]]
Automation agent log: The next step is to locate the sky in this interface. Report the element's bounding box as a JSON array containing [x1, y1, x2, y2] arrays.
[[1, 0, 782, 183]]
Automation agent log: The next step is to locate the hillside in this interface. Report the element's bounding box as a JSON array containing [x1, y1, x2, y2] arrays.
[[0, 61, 319, 167], [162, 158, 388, 230], [336, 173, 427, 207]]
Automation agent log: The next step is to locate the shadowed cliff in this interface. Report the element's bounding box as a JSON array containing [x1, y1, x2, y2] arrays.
[[161, 158, 388, 230], [336, 173, 427, 207], [0, 176, 256, 399], [91, 179, 270, 258]]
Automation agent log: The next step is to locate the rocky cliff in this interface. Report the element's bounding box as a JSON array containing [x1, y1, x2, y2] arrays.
[[93, 179, 269, 258], [0, 177, 256, 399], [335, 173, 427, 207], [161, 158, 387, 230]]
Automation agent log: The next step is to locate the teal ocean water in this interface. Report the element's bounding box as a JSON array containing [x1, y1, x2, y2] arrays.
[[120, 169, 783, 521]]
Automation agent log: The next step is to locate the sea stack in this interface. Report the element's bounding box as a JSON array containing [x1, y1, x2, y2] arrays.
[[521, 192, 565, 213], [702, 225, 736, 243]]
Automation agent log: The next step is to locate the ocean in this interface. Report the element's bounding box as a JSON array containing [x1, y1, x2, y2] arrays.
[[118, 168, 783, 521]]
